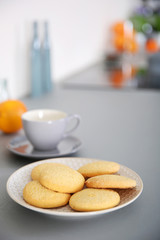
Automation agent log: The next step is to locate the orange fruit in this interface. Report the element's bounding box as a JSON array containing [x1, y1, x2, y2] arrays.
[[112, 22, 124, 35], [146, 39, 158, 52], [124, 38, 138, 53], [113, 35, 138, 53], [113, 35, 125, 52], [0, 100, 27, 133]]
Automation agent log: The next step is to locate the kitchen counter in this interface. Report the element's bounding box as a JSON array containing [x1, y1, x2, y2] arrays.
[[0, 72, 160, 239]]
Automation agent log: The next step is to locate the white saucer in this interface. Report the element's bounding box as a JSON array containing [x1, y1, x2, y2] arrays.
[[7, 135, 82, 159]]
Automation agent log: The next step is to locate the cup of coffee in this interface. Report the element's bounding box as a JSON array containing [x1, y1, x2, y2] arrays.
[[22, 109, 81, 151]]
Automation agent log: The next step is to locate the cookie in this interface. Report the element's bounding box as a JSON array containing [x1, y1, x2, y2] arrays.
[[39, 163, 85, 193], [69, 188, 120, 212], [31, 163, 56, 181], [78, 160, 120, 177], [23, 180, 71, 208], [86, 174, 136, 189]]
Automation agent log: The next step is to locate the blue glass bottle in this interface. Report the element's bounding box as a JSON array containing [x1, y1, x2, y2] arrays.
[[31, 21, 42, 97], [42, 21, 52, 92]]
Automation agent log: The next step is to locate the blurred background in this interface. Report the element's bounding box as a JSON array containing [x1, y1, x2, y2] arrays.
[[0, 0, 160, 99]]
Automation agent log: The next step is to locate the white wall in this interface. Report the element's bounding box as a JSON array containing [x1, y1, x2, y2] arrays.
[[0, 0, 137, 98]]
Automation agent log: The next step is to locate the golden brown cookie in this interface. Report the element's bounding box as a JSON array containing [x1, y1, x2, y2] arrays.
[[69, 188, 120, 212], [86, 174, 136, 189], [78, 160, 120, 177], [23, 180, 71, 208], [31, 163, 56, 181], [39, 163, 85, 193]]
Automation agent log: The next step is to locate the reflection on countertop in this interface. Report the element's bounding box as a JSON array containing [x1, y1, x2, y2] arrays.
[[61, 53, 160, 90]]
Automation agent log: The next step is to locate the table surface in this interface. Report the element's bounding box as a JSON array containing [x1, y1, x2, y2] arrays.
[[0, 69, 160, 240]]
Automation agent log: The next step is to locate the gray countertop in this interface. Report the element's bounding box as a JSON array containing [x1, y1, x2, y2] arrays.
[[0, 80, 160, 239]]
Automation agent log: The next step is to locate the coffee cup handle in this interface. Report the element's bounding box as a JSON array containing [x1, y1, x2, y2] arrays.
[[63, 114, 81, 138]]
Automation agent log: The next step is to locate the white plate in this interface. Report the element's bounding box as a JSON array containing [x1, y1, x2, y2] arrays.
[[7, 135, 82, 159], [6, 158, 143, 219]]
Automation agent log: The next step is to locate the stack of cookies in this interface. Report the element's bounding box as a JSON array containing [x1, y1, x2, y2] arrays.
[[23, 163, 85, 209], [23, 160, 136, 212]]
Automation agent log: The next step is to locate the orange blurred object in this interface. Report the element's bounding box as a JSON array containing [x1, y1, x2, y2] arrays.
[[110, 65, 136, 88], [110, 70, 124, 88], [146, 39, 158, 52], [113, 35, 125, 52], [112, 21, 124, 35], [112, 21, 138, 53], [0, 100, 27, 133], [113, 36, 138, 53], [125, 38, 138, 53]]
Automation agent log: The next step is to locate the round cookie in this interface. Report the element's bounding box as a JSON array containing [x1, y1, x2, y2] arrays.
[[69, 188, 120, 212], [86, 174, 136, 189], [23, 180, 71, 208], [78, 160, 120, 177], [31, 163, 57, 181], [39, 163, 85, 193]]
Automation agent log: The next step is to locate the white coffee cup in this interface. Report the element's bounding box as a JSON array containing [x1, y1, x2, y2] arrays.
[[22, 109, 81, 151]]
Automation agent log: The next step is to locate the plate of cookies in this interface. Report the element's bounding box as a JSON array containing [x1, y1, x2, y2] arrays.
[[6, 157, 143, 218]]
